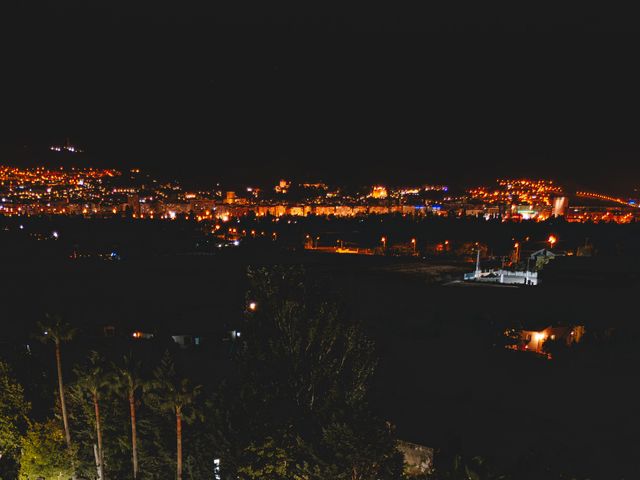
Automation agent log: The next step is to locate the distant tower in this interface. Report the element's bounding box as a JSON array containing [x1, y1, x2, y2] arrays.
[[552, 196, 569, 217], [475, 248, 481, 279], [224, 191, 236, 204]]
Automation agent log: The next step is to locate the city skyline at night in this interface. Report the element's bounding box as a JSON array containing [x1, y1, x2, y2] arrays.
[[0, 160, 638, 223], [2, 4, 640, 480]]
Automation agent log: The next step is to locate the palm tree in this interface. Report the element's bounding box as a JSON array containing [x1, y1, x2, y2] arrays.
[[37, 314, 77, 449], [74, 351, 110, 480], [147, 352, 201, 480], [112, 353, 145, 479]]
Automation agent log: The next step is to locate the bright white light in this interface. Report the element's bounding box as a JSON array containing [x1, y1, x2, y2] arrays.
[[52, 231, 59, 239]]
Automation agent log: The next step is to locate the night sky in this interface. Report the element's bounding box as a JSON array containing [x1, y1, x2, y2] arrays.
[[2, 3, 640, 190]]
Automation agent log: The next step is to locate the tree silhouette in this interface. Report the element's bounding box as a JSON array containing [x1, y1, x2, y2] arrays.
[[112, 352, 145, 479], [36, 314, 77, 452], [146, 352, 201, 480], [73, 351, 110, 480], [214, 266, 403, 479], [0, 361, 30, 478]]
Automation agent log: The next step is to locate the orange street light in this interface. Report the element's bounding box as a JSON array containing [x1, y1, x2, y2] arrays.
[[548, 234, 557, 248]]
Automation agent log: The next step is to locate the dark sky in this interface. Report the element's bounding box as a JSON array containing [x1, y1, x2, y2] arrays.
[[2, 3, 640, 191]]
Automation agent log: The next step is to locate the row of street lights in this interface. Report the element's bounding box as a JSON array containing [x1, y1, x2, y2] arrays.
[[306, 234, 417, 253], [381, 236, 417, 254], [308, 234, 557, 255]]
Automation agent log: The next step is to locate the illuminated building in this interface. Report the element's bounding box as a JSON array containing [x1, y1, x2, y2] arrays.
[[515, 325, 585, 355], [465, 250, 539, 285], [370, 186, 388, 199]]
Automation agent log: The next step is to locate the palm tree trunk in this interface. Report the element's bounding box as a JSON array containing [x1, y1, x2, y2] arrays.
[[94, 392, 105, 480], [94, 444, 102, 480], [129, 390, 139, 479], [56, 341, 76, 480], [176, 408, 183, 480], [55, 341, 72, 447]]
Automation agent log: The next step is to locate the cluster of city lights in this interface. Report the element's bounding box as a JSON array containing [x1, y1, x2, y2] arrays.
[[468, 179, 562, 207], [0, 167, 637, 224]]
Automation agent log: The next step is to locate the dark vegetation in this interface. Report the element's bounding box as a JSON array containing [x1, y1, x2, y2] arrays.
[[1, 217, 639, 479]]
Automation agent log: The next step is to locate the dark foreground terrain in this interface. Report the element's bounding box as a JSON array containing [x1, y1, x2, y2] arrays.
[[1, 220, 639, 478]]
